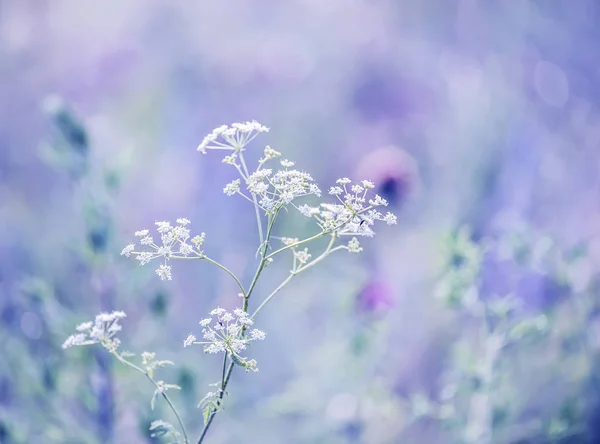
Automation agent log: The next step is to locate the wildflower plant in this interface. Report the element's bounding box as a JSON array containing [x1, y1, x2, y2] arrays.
[[63, 121, 396, 443], [406, 227, 593, 444]]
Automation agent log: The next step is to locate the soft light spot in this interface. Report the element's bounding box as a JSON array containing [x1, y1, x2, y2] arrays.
[[533, 61, 569, 107], [21, 311, 42, 340], [326, 392, 358, 422]]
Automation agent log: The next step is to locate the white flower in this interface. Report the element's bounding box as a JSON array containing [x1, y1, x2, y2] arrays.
[[224, 179, 241, 196], [369, 195, 388, 206], [329, 186, 343, 195], [197, 121, 269, 153], [336, 178, 351, 185], [179, 243, 193, 256], [62, 333, 88, 349], [186, 307, 266, 372], [383, 212, 397, 225], [184, 334, 196, 347], [351, 184, 364, 194], [250, 329, 266, 340], [222, 154, 237, 165], [156, 264, 172, 281], [297, 205, 320, 217], [122, 219, 205, 280], [121, 244, 135, 257], [63, 311, 127, 351], [210, 307, 226, 317], [294, 248, 311, 265], [347, 237, 363, 253], [280, 159, 295, 168], [76, 321, 93, 331], [155, 221, 172, 233], [361, 180, 375, 189], [260, 145, 281, 163]]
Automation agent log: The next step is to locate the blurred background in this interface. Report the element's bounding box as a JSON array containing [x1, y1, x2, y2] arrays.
[[2, 0, 600, 443]]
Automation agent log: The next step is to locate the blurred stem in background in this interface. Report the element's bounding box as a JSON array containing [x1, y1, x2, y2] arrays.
[[42, 96, 117, 443]]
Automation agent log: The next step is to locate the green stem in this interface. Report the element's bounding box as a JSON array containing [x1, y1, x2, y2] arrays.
[[111, 352, 189, 444], [202, 256, 246, 297], [251, 234, 339, 320], [197, 209, 280, 443], [239, 152, 264, 245]]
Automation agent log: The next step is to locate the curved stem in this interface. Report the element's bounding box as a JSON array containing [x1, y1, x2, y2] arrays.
[[202, 256, 246, 297], [110, 352, 189, 444], [197, 209, 280, 443], [251, 234, 339, 320]]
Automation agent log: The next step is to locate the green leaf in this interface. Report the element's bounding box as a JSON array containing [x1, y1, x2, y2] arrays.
[[203, 405, 212, 425], [151, 389, 159, 411], [156, 360, 174, 367]]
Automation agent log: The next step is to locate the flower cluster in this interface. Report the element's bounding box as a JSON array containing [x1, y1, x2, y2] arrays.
[[121, 218, 205, 281], [238, 158, 322, 213], [196, 121, 269, 154], [62, 311, 126, 351], [184, 307, 266, 372], [298, 178, 397, 237]]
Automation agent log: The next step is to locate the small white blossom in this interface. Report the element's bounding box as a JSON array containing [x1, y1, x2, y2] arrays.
[[361, 180, 375, 189], [184, 334, 196, 347], [347, 237, 363, 253], [280, 237, 299, 246], [76, 321, 93, 331], [383, 212, 397, 225], [222, 153, 237, 165], [369, 195, 388, 206], [260, 145, 281, 163], [186, 307, 266, 372], [351, 184, 364, 194], [294, 248, 311, 265], [336, 178, 351, 185], [63, 311, 127, 351], [329, 186, 343, 195], [224, 179, 241, 196], [250, 329, 266, 340], [121, 244, 135, 257], [156, 264, 172, 281], [155, 221, 172, 233], [122, 219, 205, 281], [280, 159, 295, 168], [297, 205, 320, 217], [197, 121, 269, 153]]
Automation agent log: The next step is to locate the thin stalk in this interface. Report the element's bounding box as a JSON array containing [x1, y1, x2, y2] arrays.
[[197, 209, 280, 443], [251, 234, 338, 320], [110, 352, 189, 444], [202, 256, 246, 297], [238, 152, 264, 245]]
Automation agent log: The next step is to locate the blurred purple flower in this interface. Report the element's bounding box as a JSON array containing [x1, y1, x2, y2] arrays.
[[354, 145, 420, 208], [355, 279, 394, 315]]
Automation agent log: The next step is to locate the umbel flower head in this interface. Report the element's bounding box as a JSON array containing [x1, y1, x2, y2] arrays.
[[184, 307, 266, 372], [298, 177, 397, 237], [121, 218, 206, 281], [62, 310, 126, 352], [197, 121, 269, 154]]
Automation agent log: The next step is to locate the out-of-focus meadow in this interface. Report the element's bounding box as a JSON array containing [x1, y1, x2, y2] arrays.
[[2, 1, 600, 443]]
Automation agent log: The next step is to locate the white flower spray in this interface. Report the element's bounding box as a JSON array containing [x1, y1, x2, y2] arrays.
[[64, 121, 396, 444]]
